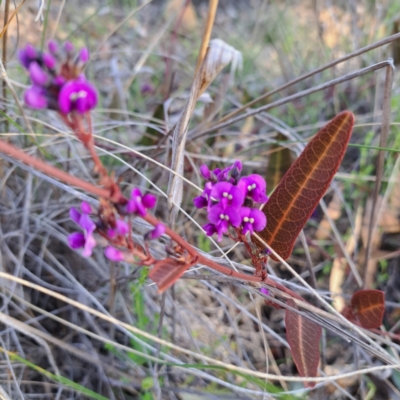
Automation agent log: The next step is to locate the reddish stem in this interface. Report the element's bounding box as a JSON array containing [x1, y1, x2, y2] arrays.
[[0, 139, 122, 201], [0, 141, 303, 300]]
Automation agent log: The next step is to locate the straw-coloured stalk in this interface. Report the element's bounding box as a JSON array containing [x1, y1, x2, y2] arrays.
[[167, 39, 242, 225]]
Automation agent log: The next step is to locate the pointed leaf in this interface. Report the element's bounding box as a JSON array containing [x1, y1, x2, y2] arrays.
[[148, 258, 189, 293], [253, 111, 354, 260], [351, 289, 385, 329], [285, 299, 321, 387]]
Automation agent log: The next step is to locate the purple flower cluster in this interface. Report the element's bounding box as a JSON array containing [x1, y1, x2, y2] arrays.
[[194, 161, 268, 241], [68, 189, 163, 261], [19, 41, 97, 114]]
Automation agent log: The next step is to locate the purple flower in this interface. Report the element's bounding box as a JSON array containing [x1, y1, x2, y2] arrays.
[[104, 246, 124, 262], [79, 47, 89, 63], [140, 83, 154, 95], [107, 219, 129, 238], [80, 201, 92, 214], [126, 188, 157, 216], [193, 195, 208, 209], [43, 53, 56, 69], [239, 207, 267, 235], [210, 182, 245, 209], [64, 41, 74, 52], [194, 182, 214, 210], [18, 44, 38, 68], [24, 86, 48, 109], [146, 223, 166, 240], [216, 160, 243, 182], [58, 78, 98, 114], [19, 41, 97, 115], [208, 203, 241, 241], [48, 40, 58, 54], [238, 174, 268, 204], [68, 202, 96, 257], [202, 223, 217, 237], [260, 287, 269, 296], [29, 62, 49, 86], [200, 164, 211, 180]]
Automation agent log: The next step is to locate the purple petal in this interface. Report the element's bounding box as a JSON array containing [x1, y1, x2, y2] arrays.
[[233, 160, 242, 172], [250, 209, 267, 231], [200, 164, 211, 180], [68, 232, 85, 249], [53, 75, 66, 86], [79, 47, 89, 63], [131, 188, 142, 198], [18, 50, 31, 69], [239, 207, 251, 219], [242, 221, 253, 235], [104, 246, 124, 262], [203, 223, 217, 236], [203, 182, 213, 196], [80, 201, 92, 214], [82, 234, 96, 257], [193, 195, 207, 209], [74, 83, 98, 114], [116, 219, 129, 236], [24, 86, 48, 109], [69, 207, 81, 224], [79, 214, 96, 232], [211, 182, 234, 201], [58, 79, 98, 114], [64, 41, 74, 52], [216, 219, 229, 241], [150, 223, 166, 239], [140, 83, 154, 94], [48, 40, 58, 54], [224, 206, 241, 227], [229, 185, 245, 208], [260, 287, 269, 296], [135, 201, 147, 216], [18, 44, 37, 68], [239, 207, 266, 234], [58, 85, 72, 113], [43, 53, 56, 69], [25, 44, 37, 58], [126, 199, 137, 214], [29, 62, 48, 86], [208, 203, 225, 224], [142, 193, 156, 209], [239, 174, 268, 203]]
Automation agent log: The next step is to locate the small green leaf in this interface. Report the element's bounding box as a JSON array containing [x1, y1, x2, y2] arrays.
[[141, 377, 154, 391]]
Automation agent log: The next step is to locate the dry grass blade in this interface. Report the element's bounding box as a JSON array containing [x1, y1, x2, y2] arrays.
[[192, 59, 392, 140], [213, 32, 400, 126], [363, 62, 395, 288], [167, 39, 242, 225], [195, 0, 218, 74], [1, 271, 398, 384], [0, 0, 25, 39]]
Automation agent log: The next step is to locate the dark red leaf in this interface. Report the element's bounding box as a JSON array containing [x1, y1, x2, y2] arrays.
[[148, 258, 189, 293], [253, 111, 354, 260], [285, 299, 321, 387], [351, 289, 385, 329], [341, 305, 357, 323]]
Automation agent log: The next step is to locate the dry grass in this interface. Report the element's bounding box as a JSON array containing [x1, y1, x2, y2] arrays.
[[1, 0, 400, 399]]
